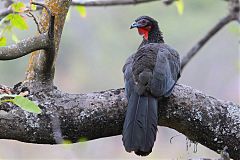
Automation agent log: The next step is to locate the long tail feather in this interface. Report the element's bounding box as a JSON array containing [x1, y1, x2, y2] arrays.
[[122, 91, 158, 156]]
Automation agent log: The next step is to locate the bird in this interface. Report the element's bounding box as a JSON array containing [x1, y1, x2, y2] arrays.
[[122, 16, 181, 156]]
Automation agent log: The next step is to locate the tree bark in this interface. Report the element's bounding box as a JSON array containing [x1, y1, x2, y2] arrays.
[[0, 84, 239, 159], [0, 33, 49, 60], [25, 0, 72, 85]]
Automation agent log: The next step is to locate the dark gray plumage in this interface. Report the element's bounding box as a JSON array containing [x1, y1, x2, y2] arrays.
[[122, 16, 181, 156]]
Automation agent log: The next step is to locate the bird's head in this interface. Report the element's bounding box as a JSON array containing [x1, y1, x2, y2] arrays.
[[130, 16, 158, 40]]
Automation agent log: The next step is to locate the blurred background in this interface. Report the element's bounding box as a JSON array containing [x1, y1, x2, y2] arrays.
[[0, 0, 239, 159]]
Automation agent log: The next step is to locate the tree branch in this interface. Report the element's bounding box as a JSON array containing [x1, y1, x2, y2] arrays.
[[71, 0, 160, 7], [180, 14, 236, 70], [0, 33, 49, 60], [181, 0, 239, 70], [0, 7, 11, 18], [0, 0, 13, 18], [0, 0, 162, 19], [0, 84, 239, 159], [0, 2, 55, 61]]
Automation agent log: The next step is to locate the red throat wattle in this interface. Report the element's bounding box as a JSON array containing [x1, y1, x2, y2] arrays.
[[138, 26, 151, 40]]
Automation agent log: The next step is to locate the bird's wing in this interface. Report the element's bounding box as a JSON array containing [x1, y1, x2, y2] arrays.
[[165, 44, 181, 81], [123, 54, 135, 100], [150, 44, 180, 97]]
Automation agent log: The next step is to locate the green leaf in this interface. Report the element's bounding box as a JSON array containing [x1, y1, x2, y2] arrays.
[[11, 2, 26, 12], [62, 139, 72, 148], [5, 25, 13, 33], [0, 94, 41, 114], [63, 139, 72, 145], [31, 4, 37, 11], [0, 37, 7, 46], [78, 137, 88, 142], [76, 6, 87, 18], [13, 96, 42, 114], [12, 33, 19, 43], [175, 0, 184, 15], [5, 14, 28, 30]]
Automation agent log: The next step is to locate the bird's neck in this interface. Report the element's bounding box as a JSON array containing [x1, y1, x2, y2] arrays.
[[139, 25, 164, 48]]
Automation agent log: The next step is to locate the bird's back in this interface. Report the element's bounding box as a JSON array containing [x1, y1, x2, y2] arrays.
[[131, 43, 180, 97], [132, 43, 159, 80]]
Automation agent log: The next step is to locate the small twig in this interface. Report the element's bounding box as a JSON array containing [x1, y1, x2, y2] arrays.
[[1, 0, 163, 12], [31, 1, 54, 39], [0, 0, 162, 18], [26, 12, 41, 34], [30, 2, 51, 18], [169, 134, 181, 144], [180, 13, 235, 70], [71, 0, 160, 7], [0, 6, 42, 19]]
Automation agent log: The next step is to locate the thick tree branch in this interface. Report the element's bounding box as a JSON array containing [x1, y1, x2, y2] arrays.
[[0, 84, 239, 159], [0, 33, 49, 60]]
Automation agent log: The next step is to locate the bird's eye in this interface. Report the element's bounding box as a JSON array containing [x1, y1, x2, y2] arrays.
[[141, 20, 146, 24]]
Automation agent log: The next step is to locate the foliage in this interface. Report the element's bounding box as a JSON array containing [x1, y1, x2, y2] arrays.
[[0, 37, 7, 46], [76, 6, 87, 18], [0, 2, 28, 46], [0, 94, 42, 114], [78, 137, 88, 142], [175, 0, 184, 15], [4, 14, 28, 30], [0, 1, 88, 46], [11, 2, 26, 13]]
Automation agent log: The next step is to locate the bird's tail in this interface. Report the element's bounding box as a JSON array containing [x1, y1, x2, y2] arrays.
[[122, 91, 158, 156]]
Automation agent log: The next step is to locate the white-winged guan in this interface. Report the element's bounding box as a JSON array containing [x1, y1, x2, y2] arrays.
[[122, 16, 181, 156]]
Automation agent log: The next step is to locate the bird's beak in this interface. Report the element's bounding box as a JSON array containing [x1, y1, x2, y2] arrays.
[[130, 22, 139, 29]]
